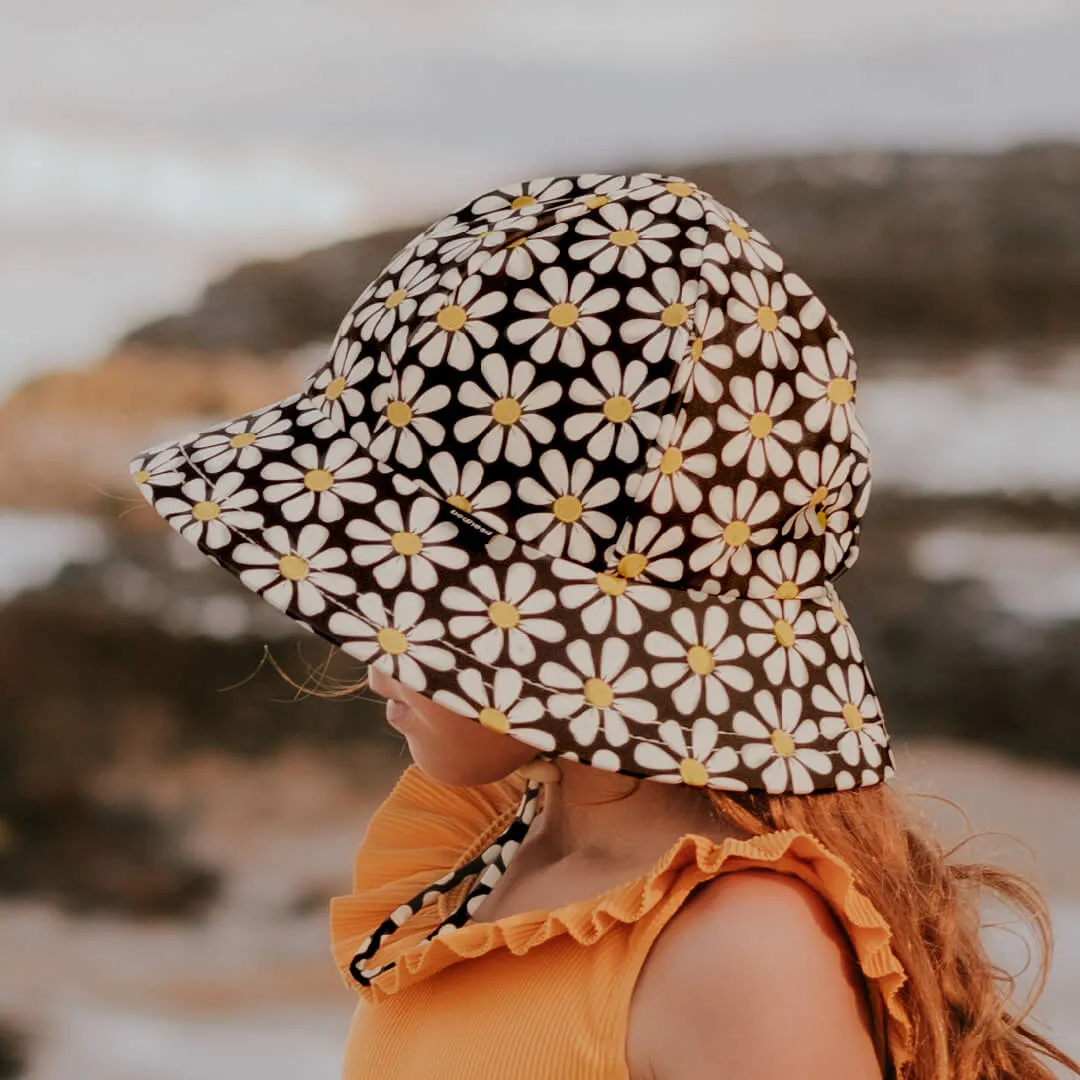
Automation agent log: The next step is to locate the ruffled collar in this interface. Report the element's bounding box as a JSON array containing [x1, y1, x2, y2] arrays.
[[330, 765, 912, 1069]]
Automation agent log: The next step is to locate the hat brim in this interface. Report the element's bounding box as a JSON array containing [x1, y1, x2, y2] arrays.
[[131, 392, 893, 796]]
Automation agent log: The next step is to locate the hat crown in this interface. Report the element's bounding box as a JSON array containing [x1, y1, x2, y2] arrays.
[[297, 173, 870, 596]]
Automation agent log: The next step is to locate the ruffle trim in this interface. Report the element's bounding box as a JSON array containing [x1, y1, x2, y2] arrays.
[[330, 765, 913, 1071]]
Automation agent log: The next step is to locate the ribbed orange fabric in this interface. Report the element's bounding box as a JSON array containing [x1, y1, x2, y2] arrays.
[[331, 765, 914, 1079]]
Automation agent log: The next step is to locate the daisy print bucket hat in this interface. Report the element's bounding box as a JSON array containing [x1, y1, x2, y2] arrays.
[[131, 171, 893, 985]]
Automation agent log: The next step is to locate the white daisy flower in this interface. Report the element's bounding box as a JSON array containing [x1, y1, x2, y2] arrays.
[[608, 516, 686, 586], [453, 354, 562, 467], [434, 668, 554, 752], [437, 223, 517, 267], [782, 446, 856, 573], [796, 336, 858, 442], [633, 717, 747, 791], [740, 597, 826, 687], [130, 444, 186, 495], [568, 202, 679, 280], [540, 637, 658, 749], [155, 471, 262, 551], [233, 523, 355, 616], [507, 266, 619, 367], [673, 300, 733, 404], [410, 271, 507, 371], [469, 176, 575, 222], [410, 213, 471, 259], [261, 438, 375, 524], [517, 450, 620, 563], [814, 663, 886, 769], [705, 200, 784, 272], [783, 272, 827, 331], [645, 605, 752, 716], [716, 370, 803, 478], [347, 494, 468, 590], [477, 220, 568, 280], [351, 258, 439, 342], [369, 366, 451, 469], [552, 558, 671, 635], [421, 452, 511, 532], [327, 591, 454, 689], [189, 407, 295, 475], [733, 689, 830, 794], [442, 561, 564, 665], [300, 340, 375, 436], [817, 585, 863, 662], [631, 414, 717, 514], [620, 267, 702, 364], [726, 269, 801, 369], [565, 353, 670, 463], [689, 478, 781, 578], [626, 177, 705, 221], [747, 541, 824, 600], [576, 173, 654, 198]]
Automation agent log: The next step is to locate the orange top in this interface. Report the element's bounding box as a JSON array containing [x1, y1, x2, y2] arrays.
[[331, 765, 914, 1079]]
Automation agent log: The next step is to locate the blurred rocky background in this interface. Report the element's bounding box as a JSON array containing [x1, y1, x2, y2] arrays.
[[3, 2, 1080, 1076]]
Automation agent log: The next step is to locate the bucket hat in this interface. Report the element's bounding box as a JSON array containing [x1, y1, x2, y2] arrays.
[[130, 171, 893, 985]]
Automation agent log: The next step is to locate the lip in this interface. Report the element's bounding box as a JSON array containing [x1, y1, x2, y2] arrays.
[[385, 699, 413, 729]]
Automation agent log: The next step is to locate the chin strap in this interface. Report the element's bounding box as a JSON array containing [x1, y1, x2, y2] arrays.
[[348, 776, 545, 987]]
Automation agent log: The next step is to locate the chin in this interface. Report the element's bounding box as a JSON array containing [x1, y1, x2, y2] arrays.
[[405, 736, 536, 789]]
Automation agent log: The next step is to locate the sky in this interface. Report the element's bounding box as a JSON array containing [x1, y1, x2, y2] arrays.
[[2, 0, 1080, 397]]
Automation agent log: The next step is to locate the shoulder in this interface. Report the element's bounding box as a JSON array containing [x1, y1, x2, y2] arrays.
[[626, 869, 882, 1080]]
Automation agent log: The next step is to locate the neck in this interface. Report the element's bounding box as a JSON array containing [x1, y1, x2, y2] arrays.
[[520, 757, 748, 870]]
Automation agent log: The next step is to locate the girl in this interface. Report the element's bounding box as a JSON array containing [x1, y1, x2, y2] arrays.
[[131, 172, 1079, 1078]]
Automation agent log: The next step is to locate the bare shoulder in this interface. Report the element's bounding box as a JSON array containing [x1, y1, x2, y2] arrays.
[[626, 869, 883, 1080]]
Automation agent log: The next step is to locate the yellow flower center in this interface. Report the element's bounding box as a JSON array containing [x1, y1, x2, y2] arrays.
[[595, 571, 628, 597], [827, 377, 855, 404], [609, 229, 639, 247], [817, 508, 830, 529], [583, 678, 614, 708], [756, 306, 779, 333], [666, 181, 695, 198], [810, 485, 829, 507], [661, 302, 689, 328], [775, 580, 800, 600], [325, 376, 347, 401], [507, 235, 529, 248], [770, 729, 795, 757], [384, 288, 407, 309], [552, 495, 583, 522], [679, 757, 709, 785], [603, 395, 633, 423], [488, 600, 520, 629], [386, 400, 413, 427], [377, 627, 409, 655], [728, 220, 751, 243], [491, 397, 522, 425], [659, 447, 683, 475], [548, 302, 580, 328], [843, 702, 864, 731], [446, 493, 472, 513], [618, 553, 649, 578], [723, 520, 751, 547], [391, 531, 423, 556], [686, 645, 715, 675], [748, 412, 773, 439], [303, 468, 334, 492], [478, 707, 510, 733], [436, 304, 468, 332], [584, 194, 609, 210], [191, 500, 221, 522], [132, 469, 150, 485], [278, 554, 308, 581], [690, 337, 704, 361], [230, 431, 257, 449], [510, 194, 537, 210], [773, 619, 796, 648]]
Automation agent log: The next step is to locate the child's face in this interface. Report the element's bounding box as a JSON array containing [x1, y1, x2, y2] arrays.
[[368, 665, 539, 786]]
